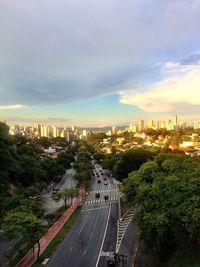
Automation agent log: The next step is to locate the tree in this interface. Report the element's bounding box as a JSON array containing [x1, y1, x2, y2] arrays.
[[35, 137, 51, 148], [56, 153, 71, 169], [42, 158, 65, 181], [44, 213, 56, 227], [53, 188, 78, 207], [18, 155, 45, 185], [93, 152, 105, 162], [87, 133, 107, 146], [101, 155, 118, 171], [113, 149, 154, 181], [123, 153, 200, 258], [4, 211, 43, 259]]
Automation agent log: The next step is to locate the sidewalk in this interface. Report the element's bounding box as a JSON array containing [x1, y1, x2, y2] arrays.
[[16, 187, 83, 267]]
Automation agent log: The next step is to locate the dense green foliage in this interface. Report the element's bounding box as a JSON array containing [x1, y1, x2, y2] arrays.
[[100, 149, 154, 181], [74, 145, 93, 188], [0, 122, 74, 224], [113, 149, 154, 180], [87, 132, 107, 146], [4, 210, 44, 259], [123, 153, 200, 264]]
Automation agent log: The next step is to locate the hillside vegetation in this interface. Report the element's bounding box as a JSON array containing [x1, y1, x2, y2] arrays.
[[123, 153, 200, 266]]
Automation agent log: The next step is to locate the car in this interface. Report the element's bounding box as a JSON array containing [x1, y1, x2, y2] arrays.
[[104, 195, 109, 201], [95, 193, 100, 198], [104, 181, 108, 185], [107, 256, 115, 266], [103, 176, 107, 180], [97, 180, 101, 183], [52, 188, 59, 194]]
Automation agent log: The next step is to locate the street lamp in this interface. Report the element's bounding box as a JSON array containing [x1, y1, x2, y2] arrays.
[[70, 162, 74, 189]]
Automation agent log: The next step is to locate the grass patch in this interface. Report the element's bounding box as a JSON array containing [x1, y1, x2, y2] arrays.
[[32, 206, 81, 267]]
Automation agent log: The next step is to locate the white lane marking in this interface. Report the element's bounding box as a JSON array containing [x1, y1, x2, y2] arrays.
[[83, 248, 87, 255], [90, 209, 100, 238], [95, 202, 112, 267], [82, 206, 109, 212], [78, 212, 89, 234], [69, 246, 73, 251]]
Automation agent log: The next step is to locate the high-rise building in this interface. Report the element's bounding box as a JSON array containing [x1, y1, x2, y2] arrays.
[[173, 115, 178, 130], [60, 128, 67, 138], [53, 126, 60, 138], [155, 121, 161, 130], [194, 121, 200, 129], [82, 129, 88, 141], [36, 124, 41, 137], [147, 120, 154, 129], [129, 123, 137, 132], [71, 125, 76, 132], [160, 121, 165, 129], [138, 120, 144, 132], [112, 125, 116, 134], [41, 125, 52, 138]]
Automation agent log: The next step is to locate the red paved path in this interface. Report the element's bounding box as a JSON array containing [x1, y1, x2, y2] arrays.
[[16, 188, 84, 267]]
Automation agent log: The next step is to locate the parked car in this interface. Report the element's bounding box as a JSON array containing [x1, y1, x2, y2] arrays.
[[97, 180, 101, 183]]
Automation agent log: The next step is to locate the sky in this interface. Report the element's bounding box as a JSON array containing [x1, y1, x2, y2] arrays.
[[0, 0, 200, 127]]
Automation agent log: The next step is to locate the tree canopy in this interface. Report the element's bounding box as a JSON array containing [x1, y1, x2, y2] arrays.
[[123, 153, 200, 259]]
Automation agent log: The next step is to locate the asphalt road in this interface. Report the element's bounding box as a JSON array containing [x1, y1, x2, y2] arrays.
[[47, 202, 111, 267], [41, 168, 77, 214], [98, 202, 118, 267], [47, 162, 120, 267], [118, 221, 137, 267]]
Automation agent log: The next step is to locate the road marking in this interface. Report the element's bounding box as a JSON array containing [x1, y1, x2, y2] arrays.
[[90, 209, 100, 239], [69, 246, 73, 251], [82, 205, 110, 212], [78, 212, 89, 234], [83, 248, 87, 255], [95, 202, 112, 267]]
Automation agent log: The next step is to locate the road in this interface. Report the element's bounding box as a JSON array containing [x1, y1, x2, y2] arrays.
[[47, 162, 120, 267], [0, 235, 20, 267], [118, 222, 137, 267], [41, 168, 77, 214]]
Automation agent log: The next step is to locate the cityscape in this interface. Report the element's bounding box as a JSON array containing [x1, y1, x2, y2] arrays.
[[1, 1, 200, 267]]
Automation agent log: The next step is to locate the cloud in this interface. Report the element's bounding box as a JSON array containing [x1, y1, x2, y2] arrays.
[[120, 61, 200, 113], [4, 116, 103, 127], [0, 104, 27, 110], [0, 0, 200, 106], [3, 116, 71, 126]]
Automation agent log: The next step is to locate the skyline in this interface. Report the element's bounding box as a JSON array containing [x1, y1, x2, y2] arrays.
[[1, 0, 200, 126], [3, 114, 200, 129]]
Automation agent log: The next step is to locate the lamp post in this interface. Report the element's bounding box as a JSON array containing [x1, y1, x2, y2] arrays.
[[70, 162, 74, 189]]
